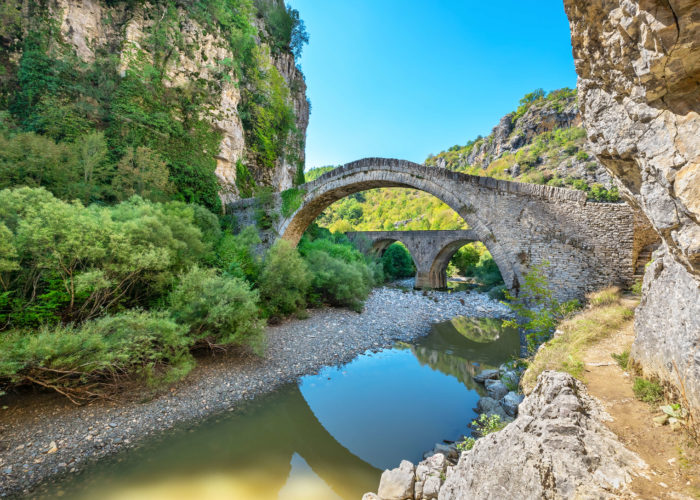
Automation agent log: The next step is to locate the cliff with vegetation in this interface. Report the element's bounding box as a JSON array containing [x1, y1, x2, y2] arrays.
[[425, 88, 618, 200], [0, 0, 309, 212]]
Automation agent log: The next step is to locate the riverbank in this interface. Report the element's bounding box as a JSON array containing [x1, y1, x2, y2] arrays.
[[0, 284, 511, 497], [365, 289, 700, 499]]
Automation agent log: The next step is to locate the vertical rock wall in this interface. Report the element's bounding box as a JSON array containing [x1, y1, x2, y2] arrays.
[[53, 0, 309, 203], [564, 0, 700, 409]]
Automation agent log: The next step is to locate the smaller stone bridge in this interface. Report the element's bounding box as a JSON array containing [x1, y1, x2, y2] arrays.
[[346, 230, 478, 289]]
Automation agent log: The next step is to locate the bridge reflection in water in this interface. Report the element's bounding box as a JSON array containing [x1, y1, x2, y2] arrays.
[[32, 318, 519, 500]]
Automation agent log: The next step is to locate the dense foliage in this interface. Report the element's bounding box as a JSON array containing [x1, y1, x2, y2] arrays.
[[0, 186, 379, 401], [0, 0, 308, 211], [299, 229, 384, 311], [380, 243, 416, 281]]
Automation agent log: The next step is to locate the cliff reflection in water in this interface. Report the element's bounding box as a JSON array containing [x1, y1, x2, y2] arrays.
[[405, 316, 519, 391]]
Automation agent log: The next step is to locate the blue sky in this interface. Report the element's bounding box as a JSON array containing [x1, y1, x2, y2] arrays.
[[286, 0, 578, 170]]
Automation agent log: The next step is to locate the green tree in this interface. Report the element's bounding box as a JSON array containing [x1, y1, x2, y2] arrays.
[[113, 146, 173, 202], [381, 243, 415, 280], [258, 239, 311, 319]]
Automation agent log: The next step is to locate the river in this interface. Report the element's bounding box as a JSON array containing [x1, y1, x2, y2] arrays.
[[28, 316, 519, 500]]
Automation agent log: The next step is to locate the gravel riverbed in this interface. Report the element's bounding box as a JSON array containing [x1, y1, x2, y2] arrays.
[[0, 283, 511, 497]]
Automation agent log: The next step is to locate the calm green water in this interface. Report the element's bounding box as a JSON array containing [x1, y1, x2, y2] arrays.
[[31, 317, 518, 500]]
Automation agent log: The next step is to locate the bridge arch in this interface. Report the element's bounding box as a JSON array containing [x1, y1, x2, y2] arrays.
[[228, 157, 641, 301], [278, 158, 520, 291]]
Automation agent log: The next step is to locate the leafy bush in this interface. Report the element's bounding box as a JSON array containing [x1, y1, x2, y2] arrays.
[[169, 266, 264, 353], [450, 245, 480, 275], [487, 284, 507, 301], [457, 414, 507, 452], [0, 187, 216, 327], [633, 377, 664, 403], [381, 242, 415, 280], [216, 226, 262, 282], [299, 234, 377, 312], [258, 240, 311, 319], [0, 310, 194, 402]]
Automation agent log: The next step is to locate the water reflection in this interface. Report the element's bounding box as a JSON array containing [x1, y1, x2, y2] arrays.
[[29, 317, 518, 500]]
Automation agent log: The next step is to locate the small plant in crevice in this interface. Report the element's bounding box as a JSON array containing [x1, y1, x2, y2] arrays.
[[457, 414, 508, 452], [611, 350, 629, 370], [633, 377, 664, 403], [280, 187, 305, 217]]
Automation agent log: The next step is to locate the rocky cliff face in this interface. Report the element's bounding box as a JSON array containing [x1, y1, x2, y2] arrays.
[[25, 0, 309, 203], [564, 0, 700, 411], [365, 372, 647, 500]]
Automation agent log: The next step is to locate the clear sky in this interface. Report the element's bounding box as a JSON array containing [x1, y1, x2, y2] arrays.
[[286, 0, 578, 170]]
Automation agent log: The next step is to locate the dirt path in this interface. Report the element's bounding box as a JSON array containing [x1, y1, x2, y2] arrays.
[[581, 317, 700, 499]]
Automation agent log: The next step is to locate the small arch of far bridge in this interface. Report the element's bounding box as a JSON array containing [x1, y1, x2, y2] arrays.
[[346, 230, 481, 290]]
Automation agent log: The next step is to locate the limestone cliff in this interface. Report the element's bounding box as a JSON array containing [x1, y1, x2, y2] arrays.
[[564, 0, 700, 410], [2, 0, 309, 205]]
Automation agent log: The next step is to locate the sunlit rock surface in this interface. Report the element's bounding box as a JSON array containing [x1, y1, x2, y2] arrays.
[[564, 0, 700, 410]]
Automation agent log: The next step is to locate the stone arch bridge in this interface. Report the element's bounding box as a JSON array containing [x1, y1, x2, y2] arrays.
[[228, 158, 650, 300], [345, 230, 480, 289]]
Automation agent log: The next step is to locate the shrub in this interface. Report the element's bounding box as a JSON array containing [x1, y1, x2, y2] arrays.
[[381, 242, 415, 280], [0, 310, 194, 402], [298, 231, 378, 311], [258, 240, 311, 319], [169, 266, 265, 353], [457, 414, 507, 451], [503, 261, 580, 353], [303, 250, 372, 312], [215, 226, 262, 283], [450, 244, 479, 276], [0, 187, 218, 327], [633, 377, 664, 403], [487, 284, 507, 301]]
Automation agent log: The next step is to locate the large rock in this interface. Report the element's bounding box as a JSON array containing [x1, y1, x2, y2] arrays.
[[473, 368, 499, 383], [377, 460, 415, 500], [631, 251, 700, 408], [484, 379, 508, 400], [475, 397, 508, 421], [564, 0, 700, 411], [438, 371, 647, 500], [500, 391, 524, 417]]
